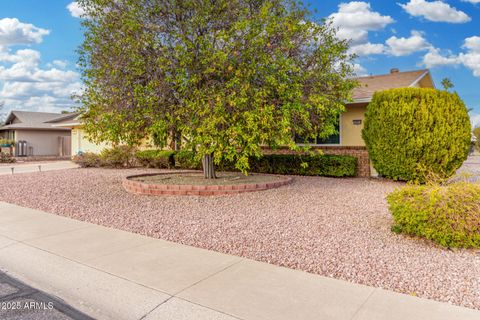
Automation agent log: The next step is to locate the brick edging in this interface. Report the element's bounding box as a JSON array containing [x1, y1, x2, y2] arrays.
[[123, 172, 293, 196]]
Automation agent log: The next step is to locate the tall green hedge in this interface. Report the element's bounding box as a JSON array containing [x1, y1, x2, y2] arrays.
[[362, 88, 471, 182]]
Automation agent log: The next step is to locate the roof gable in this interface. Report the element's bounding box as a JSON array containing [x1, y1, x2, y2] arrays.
[[45, 112, 80, 123], [352, 69, 434, 102]]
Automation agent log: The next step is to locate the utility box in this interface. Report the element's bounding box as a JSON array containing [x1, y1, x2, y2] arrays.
[[16, 140, 27, 157]]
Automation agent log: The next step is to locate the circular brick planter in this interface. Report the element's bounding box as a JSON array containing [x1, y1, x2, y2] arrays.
[[123, 171, 293, 196]]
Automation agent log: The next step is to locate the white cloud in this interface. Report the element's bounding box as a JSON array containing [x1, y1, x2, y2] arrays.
[[349, 43, 386, 56], [386, 31, 431, 56], [0, 49, 78, 83], [470, 113, 480, 129], [328, 2, 394, 45], [67, 2, 86, 18], [458, 53, 480, 77], [422, 48, 459, 68], [352, 63, 368, 76], [463, 36, 480, 52], [328, 1, 394, 75], [399, 0, 471, 23], [422, 36, 480, 77], [0, 19, 81, 113], [47, 60, 68, 69], [0, 18, 49, 46], [462, 0, 480, 4]]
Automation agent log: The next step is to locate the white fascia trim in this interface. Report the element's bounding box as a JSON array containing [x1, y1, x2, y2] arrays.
[[51, 122, 81, 128], [409, 70, 429, 88]]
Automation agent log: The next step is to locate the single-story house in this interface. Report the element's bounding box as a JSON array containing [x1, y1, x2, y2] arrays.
[[50, 113, 111, 155], [286, 68, 435, 176], [53, 68, 435, 176], [0, 111, 73, 157]]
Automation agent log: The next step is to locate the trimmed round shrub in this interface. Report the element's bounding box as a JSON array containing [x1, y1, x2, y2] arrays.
[[387, 182, 480, 248], [362, 88, 471, 182]]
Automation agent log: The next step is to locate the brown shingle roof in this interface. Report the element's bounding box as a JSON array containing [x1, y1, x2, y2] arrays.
[[352, 69, 429, 101]]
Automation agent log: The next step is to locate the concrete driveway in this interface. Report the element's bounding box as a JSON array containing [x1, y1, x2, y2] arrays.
[[0, 161, 78, 175], [456, 155, 480, 182]]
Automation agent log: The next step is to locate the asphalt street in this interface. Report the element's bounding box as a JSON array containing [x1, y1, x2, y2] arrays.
[[0, 270, 93, 320]]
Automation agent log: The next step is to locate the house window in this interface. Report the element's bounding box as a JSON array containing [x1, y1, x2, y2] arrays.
[[7, 130, 15, 140], [295, 117, 341, 145]]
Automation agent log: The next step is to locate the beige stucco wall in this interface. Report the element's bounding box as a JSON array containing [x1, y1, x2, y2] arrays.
[[340, 103, 367, 146], [71, 126, 154, 155], [71, 126, 110, 155], [15, 129, 71, 156]]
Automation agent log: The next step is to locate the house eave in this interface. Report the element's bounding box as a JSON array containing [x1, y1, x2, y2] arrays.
[[51, 122, 81, 128], [0, 126, 71, 131]]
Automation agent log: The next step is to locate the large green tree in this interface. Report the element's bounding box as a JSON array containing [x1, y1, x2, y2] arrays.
[[77, 0, 357, 178]]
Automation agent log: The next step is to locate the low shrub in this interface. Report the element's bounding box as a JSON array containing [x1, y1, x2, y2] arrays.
[[74, 147, 357, 177], [100, 145, 137, 168], [387, 182, 480, 248], [0, 152, 15, 163], [248, 154, 357, 177], [219, 154, 357, 177], [136, 150, 175, 168], [72, 152, 101, 168], [174, 150, 202, 169]]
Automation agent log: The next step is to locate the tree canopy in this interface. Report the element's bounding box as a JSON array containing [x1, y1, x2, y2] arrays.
[[441, 78, 454, 91], [77, 0, 357, 177]]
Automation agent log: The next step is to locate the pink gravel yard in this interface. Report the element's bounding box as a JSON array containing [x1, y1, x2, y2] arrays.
[[0, 168, 478, 309]]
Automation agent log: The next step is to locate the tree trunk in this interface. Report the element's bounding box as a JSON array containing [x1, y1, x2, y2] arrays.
[[202, 153, 216, 179], [174, 131, 181, 151]]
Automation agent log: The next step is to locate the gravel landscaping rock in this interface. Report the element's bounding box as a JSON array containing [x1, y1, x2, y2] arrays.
[[0, 168, 478, 309]]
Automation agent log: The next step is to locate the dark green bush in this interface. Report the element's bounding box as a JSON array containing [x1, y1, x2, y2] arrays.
[[248, 154, 357, 177], [387, 182, 480, 248], [136, 150, 175, 168], [362, 88, 471, 182], [220, 153, 357, 177], [174, 150, 202, 169], [99, 145, 137, 168], [72, 152, 101, 167]]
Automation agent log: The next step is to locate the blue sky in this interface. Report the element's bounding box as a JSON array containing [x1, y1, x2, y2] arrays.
[[0, 0, 479, 126]]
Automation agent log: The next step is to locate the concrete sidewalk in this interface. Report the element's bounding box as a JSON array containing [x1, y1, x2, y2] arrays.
[[0, 161, 79, 175], [0, 202, 478, 320]]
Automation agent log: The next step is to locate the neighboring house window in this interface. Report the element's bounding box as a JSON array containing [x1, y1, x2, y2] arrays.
[[295, 116, 341, 145]]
